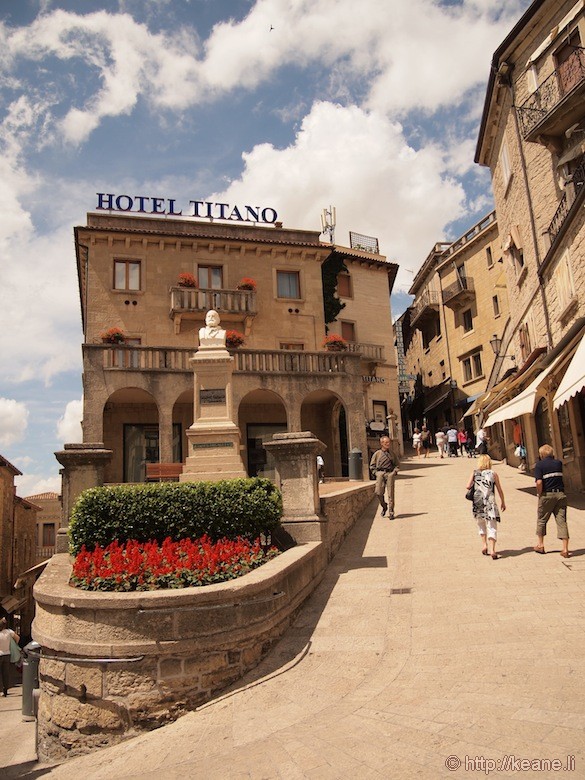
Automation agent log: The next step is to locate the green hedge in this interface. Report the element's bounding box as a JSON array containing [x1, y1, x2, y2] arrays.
[[69, 478, 283, 555]]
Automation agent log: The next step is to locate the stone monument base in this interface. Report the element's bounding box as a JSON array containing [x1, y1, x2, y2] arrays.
[[180, 423, 247, 483]]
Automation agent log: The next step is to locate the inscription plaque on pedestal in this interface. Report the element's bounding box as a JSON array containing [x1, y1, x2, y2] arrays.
[[200, 388, 226, 404]]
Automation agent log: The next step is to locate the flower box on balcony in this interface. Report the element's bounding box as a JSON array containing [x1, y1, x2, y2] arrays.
[[226, 330, 245, 348], [236, 278, 257, 291], [101, 327, 126, 344], [177, 272, 198, 288], [323, 334, 348, 352]]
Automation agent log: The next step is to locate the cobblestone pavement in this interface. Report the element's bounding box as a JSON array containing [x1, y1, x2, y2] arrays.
[[4, 455, 585, 778]]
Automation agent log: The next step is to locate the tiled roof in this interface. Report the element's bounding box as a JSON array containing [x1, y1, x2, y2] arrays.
[[25, 492, 60, 500]]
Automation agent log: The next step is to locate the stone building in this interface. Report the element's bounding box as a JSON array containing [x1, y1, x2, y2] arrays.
[[401, 211, 509, 439], [26, 492, 60, 562], [74, 210, 400, 485], [0, 455, 39, 637], [475, 0, 585, 489]]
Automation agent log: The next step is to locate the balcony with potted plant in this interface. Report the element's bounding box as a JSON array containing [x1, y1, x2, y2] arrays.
[[170, 275, 258, 334]]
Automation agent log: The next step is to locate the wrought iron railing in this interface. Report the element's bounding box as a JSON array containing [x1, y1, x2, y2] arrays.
[[442, 276, 475, 305], [170, 287, 257, 316], [517, 48, 585, 138], [87, 345, 358, 376], [546, 157, 585, 244], [410, 289, 440, 322]]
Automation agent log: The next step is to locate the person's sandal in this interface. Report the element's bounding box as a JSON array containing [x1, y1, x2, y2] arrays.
[[560, 551, 571, 558], [534, 546, 545, 554]]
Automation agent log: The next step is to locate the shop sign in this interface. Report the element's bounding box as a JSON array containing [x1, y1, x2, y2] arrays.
[[362, 376, 385, 383], [96, 193, 278, 224]]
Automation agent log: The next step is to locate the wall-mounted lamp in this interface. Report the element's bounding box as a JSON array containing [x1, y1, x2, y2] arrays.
[[489, 334, 516, 361]]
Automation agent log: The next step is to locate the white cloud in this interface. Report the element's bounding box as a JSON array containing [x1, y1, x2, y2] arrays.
[[57, 398, 83, 444], [16, 473, 61, 497], [1, 1, 530, 146], [0, 398, 29, 446], [209, 101, 465, 291]]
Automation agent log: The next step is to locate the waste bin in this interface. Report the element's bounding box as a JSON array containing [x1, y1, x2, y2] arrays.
[[348, 448, 363, 480], [22, 641, 41, 722]]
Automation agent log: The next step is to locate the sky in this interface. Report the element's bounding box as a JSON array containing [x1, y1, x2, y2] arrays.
[[0, 0, 532, 495]]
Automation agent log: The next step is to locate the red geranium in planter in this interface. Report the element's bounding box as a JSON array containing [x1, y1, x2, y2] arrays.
[[226, 330, 245, 348], [101, 327, 126, 344], [323, 334, 348, 352], [177, 272, 198, 288], [236, 277, 257, 291]]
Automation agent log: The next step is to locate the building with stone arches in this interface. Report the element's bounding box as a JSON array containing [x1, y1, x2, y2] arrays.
[[74, 211, 400, 484]]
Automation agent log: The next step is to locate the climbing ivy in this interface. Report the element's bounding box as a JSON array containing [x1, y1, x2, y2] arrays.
[[321, 251, 347, 329]]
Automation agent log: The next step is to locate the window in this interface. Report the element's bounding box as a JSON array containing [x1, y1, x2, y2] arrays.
[[461, 350, 483, 383], [337, 273, 352, 298], [341, 321, 356, 342], [276, 271, 300, 299], [486, 246, 493, 268], [280, 342, 304, 350], [492, 295, 500, 317], [555, 30, 582, 95], [499, 139, 512, 190], [553, 250, 576, 314], [114, 259, 141, 291], [519, 321, 532, 362], [198, 265, 223, 289], [462, 309, 473, 333], [42, 523, 55, 547]]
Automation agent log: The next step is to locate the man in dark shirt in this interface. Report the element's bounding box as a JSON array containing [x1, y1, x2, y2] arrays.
[[534, 444, 570, 558], [369, 435, 399, 518]]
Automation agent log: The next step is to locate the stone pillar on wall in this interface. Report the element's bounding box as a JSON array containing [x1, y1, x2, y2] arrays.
[[54, 444, 113, 553], [263, 431, 326, 544], [158, 404, 174, 463]]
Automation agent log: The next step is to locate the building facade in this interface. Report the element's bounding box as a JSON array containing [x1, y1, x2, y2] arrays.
[[475, 0, 585, 489], [26, 492, 59, 563], [74, 212, 400, 484], [401, 212, 510, 441], [0, 456, 39, 638]]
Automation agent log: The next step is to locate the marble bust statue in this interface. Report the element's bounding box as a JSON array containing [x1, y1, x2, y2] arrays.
[[198, 309, 226, 349]]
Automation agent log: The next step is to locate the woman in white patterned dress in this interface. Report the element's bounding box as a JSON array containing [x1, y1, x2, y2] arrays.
[[466, 454, 506, 559]]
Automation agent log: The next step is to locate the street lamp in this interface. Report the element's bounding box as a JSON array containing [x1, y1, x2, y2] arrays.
[[489, 334, 515, 360]]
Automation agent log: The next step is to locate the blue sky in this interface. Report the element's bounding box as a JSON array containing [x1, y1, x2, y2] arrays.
[[0, 0, 531, 494]]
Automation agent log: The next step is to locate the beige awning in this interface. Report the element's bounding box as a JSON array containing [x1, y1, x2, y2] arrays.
[[13, 558, 50, 589], [484, 352, 565, 426], [553, 335, 585, 410], [1, 595, 26, 614]]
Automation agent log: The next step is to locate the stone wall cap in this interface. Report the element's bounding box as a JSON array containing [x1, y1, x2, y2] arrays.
[[34, 544, 323, 611]]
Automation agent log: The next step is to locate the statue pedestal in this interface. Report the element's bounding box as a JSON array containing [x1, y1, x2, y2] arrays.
[[180, 346, 247, 482]]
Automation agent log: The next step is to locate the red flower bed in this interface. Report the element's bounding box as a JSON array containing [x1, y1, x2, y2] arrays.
[[70, 535, 280, 592]]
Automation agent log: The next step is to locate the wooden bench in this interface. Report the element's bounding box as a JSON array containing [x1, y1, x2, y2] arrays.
[[145, 463, 183, 482]]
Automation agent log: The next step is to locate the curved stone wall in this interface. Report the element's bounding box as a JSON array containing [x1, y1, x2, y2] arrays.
[[33, 542, 325, 761]]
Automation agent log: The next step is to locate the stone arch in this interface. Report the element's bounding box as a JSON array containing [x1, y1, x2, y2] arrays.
[[103, 387, 159, 483], [238, 389, 288, 478], [301, 390, 349, 478]]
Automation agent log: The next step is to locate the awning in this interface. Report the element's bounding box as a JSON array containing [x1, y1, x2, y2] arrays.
[[1, 595, 26, 614], [423, 390, 451, 414], [13, 559, 50, 589], [553, 335, 585, 410], [484, 352, 566, 426], [464, 392, 489, 418]]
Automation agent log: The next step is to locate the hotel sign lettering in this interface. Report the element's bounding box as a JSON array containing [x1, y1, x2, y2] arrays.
[[96, 193, 278, 224]]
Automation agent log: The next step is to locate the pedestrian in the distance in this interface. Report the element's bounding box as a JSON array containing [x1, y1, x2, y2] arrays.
[[420, 425, 432, 458], [0, 618, 19, 697], [447, 425, 459, 457], [435, 429, 446, 458], [412, 428, 422, 457], [457, 427, 468, 457], [466, 454, 506, 559], [534, 444, 570, 558], [370, 435, 399, 519]]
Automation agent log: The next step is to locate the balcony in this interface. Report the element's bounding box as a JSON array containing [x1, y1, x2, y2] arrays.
[[546, 156, 585, 245], [410, 290, 440, 329], [89, 344, 358, 376], [170, 287, 257, 334], [345, 342, 386, 362], [517, 48, 585, 144], [442, 276, 475, 310]]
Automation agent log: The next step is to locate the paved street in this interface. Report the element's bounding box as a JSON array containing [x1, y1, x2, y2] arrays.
[[3, 454, 585, 778]]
